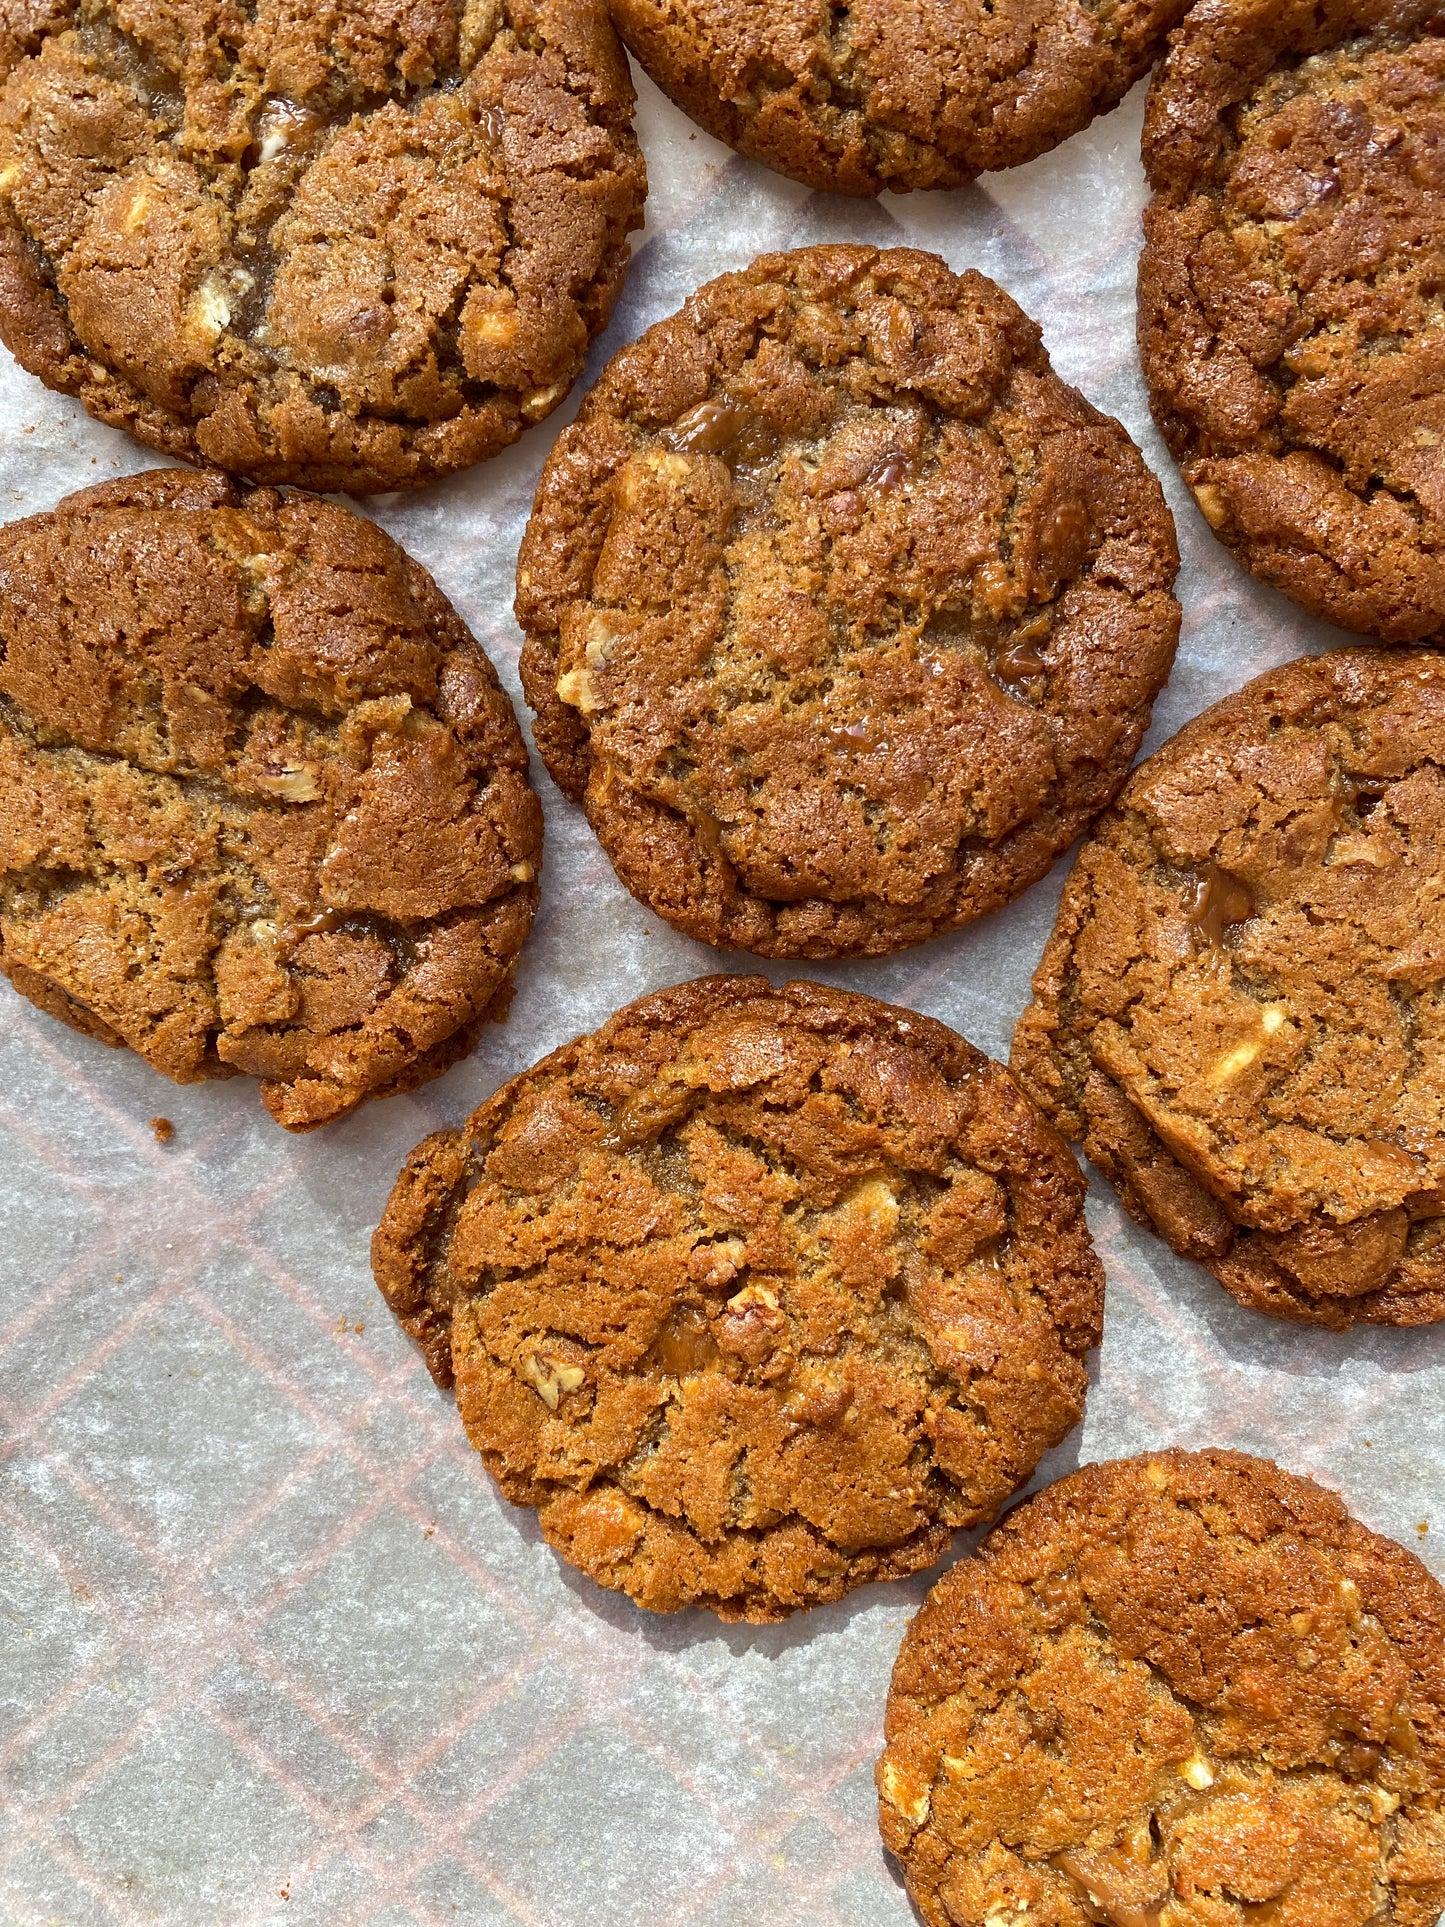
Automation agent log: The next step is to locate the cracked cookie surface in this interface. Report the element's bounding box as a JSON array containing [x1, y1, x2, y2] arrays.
[[0, 0, 646, 492], [1140, 0, 1445, 639], [608, 0, 1189, 196], [0, 467, 542, 1129], [1012, 649, 1445, 1328], [371, 974, 1103, 1621], [517, 245, 1180, 960], [878, 1448, 1445, 1927]]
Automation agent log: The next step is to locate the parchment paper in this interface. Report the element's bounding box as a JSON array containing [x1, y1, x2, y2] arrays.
[[0, 68, 1441, 1927]]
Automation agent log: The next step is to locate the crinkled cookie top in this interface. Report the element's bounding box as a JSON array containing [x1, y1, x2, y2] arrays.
[[1140, 0, 1445, 638], [609, 0, 1190, 196], [879, 1449, 1445, 1927], [372, 974, 1103, 1621], [1013, 648, 1445, 1328], [0, 0, 646, 491], [519, 245, 1180, 960], [0, 467, 542, 1129]]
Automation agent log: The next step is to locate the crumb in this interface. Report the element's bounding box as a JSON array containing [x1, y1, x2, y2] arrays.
[[354, 1320, 365, 1334], [150, 1116, 175, 1144], [1419, 1521, 1430, 1536], [423, 1523, 436, 1539]]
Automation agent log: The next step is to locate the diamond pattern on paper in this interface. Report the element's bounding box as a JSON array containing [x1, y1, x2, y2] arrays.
[[0, 71, 1442, 1927]]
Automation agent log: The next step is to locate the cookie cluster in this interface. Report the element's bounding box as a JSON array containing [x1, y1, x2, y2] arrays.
[[1, 1, 1443, 1924]]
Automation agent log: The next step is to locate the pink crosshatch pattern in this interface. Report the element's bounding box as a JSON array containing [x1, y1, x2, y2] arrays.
[[1, 73, 1443, 1927]]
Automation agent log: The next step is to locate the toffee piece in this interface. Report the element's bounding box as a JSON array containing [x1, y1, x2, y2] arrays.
[[608, 0, 1190, 196], [518, 245, 1181, 960], [0, 468, 542, 1130], [372, 975, 1104, 1621], [0, 0, 646, 492], [879, 1449, 1445, 1927], [1013, 649, 1445, 1327], [1140, 0, 1445, 639]]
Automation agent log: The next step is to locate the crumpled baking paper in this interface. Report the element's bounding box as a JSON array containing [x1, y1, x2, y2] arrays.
[[0, 69, 1440, 1927]]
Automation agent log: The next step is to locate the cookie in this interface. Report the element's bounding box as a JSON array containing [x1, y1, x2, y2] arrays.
[[372, 974, 1103, 1621], [1139, 0, 1445, 640], [878, 1448, 1445, 1927], [0, 467, 542, 1130], [0, 0, 646, 494], [517, 245, 1181, 960], [607, 0, 1189, 196], [1012, 648, 1445, 1329]]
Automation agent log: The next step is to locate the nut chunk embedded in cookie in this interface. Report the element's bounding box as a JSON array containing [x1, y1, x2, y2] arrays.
[[518, 244, 1181, 960], [879, 1449, 1445, 1927], [1012, 648, 1445, 1328], [0, 0, 646, 492], [1140, 0, 1445, 639], [0, 468, 542, 1130], [371, 975, 1103, 1622]]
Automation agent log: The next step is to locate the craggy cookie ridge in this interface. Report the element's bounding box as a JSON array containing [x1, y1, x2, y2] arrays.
[[519, 244, 1180, 959], [1140, 0, 1445, 638], [373, 974, 1103, 1620], [0, 0, 646, 491], [1013, 649, 1445, 1327], [610, 0, 1190, 196], [879, 1449, 1445, 1927], [0, 467, 542, 1129]]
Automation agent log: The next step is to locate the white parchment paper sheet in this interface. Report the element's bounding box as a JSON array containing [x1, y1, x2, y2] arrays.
[[0, 67, 1441, 1927]]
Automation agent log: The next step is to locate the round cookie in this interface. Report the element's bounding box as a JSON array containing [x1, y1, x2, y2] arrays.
[[372, 974, 1104, 1621], [878, 1448, 1445, 1927], [1139, 0, 1445, 640], [607, 0, 1190, 197], [0, 467, 542, 1130], [0, 0, 646, 493], [517, 245, 1181, 960], [1011, 649, 1445, 1329]]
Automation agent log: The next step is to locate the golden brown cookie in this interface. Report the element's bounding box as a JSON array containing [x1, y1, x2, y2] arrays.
[[1012, 649, 1445, 1328], [0, 0, 646, 493], [608, 0, 1190, 196], [0, 468, 542, 1130], [372, 974, 1104, 1621], [517, 245, 1181, 960], [1139, 0, 1445, 640], [878, 1448, 1445, 1927]]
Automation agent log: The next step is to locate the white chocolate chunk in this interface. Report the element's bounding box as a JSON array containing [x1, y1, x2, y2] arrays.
[[879, 1760, 930, 1827]]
